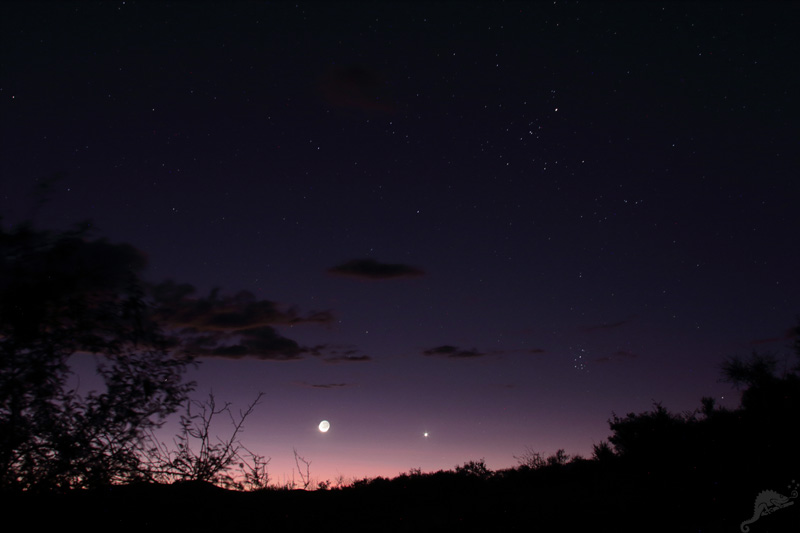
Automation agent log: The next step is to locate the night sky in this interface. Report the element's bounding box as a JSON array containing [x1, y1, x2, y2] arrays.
[[2, 1, 799, 485]]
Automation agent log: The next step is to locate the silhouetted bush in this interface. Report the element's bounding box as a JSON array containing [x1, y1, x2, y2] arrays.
[[454, 458, 491, 479], [141, 392, 269, 490]]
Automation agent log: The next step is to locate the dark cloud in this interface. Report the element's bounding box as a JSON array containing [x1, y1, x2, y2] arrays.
[[180, 326, 305, 361], [321, 347, 360, 357], [423, 345, 486, 359], [304, 345, 328, 357], [324, 354, 373, 364], [306, 345, 372, 363], [151, 281, 333, 331], [148, 281, 333, 361], [319, 65, 396, 113], [311, 382, 349, 389], [328, 258, 425, 280], [528, 348, 546, 355]]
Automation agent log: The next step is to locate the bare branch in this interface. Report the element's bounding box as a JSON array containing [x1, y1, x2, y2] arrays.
[[142, 392, 265, 489], [293, 447, 312, 489]]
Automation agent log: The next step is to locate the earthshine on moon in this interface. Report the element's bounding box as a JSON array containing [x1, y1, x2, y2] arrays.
[[318, 420, 330, 433]]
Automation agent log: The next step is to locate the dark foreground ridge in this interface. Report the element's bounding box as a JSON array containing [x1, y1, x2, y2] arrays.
[[8, 384, 800, 533]]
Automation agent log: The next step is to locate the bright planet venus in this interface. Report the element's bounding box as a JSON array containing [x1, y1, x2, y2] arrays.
[[318, 420, 330, 433]]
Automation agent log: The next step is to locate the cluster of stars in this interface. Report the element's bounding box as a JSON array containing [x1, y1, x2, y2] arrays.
[[573, 348, 588, 373]]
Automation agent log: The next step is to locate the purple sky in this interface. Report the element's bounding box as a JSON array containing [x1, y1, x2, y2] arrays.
[[2, 1, 799, 484]]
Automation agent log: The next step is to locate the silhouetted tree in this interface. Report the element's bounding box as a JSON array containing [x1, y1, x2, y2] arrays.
[[699, 396, 716, 418], [546, 448, 571, 467], [720, 351, 780, 390], [721, 345, 800, 416], [0, 222, 194, 491]]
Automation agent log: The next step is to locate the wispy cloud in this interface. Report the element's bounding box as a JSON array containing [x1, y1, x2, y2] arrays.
[[151, 281, 332, 331], [422, 345, 486, 359], [328, 258, 424, 280], [324, 354, 373, 364], [309, 345, 372, 364], [294, 382, 352, 389], [179, 326, 306, 361]]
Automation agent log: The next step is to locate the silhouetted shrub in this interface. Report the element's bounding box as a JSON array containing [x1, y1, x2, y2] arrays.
[[141, 392, 269, 490], [514, 446, 546, 469], [591, 440, 616, 462], [607, 402, 696, 463], [454, 458, 491, 479]]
